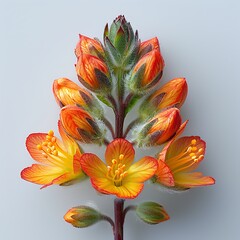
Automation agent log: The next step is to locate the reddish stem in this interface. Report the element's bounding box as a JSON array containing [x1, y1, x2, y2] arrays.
[[114, 198, 124, 240]]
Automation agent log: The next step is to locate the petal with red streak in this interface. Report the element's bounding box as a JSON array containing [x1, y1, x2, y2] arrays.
[[155, 160, 174, 187], [105, 138, 135, 169]]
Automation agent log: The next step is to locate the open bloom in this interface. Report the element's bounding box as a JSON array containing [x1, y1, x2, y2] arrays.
[[21, 122, 85, 188], [154, 136, 215, 189], [80, 139, 158, 199]]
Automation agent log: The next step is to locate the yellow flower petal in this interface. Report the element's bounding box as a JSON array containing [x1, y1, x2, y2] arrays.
[[174, 172, 215, 188], [21, 164, 66, 187], [125, 156, 157, 183]]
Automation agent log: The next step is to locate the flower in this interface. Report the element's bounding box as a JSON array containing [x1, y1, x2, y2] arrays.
[[154, 136, 215, 189], [53, 78, 103, 117], [60, 105, 104, 144], [139, 78, 188, 119], [135, 108, 182, 147], [21, 121, 85, 188], [75, 34, 104, 58], [64, 206, 101, 228], [128, 49, 164, 94], [80, 139, 158, 199], [76, 54, 111, 93]]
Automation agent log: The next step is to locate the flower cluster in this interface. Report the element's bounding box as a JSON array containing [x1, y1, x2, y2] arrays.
[[21, 16, 215, 240]]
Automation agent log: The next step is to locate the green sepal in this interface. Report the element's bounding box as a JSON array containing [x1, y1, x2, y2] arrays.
[[104, 37, 121, 66], [125, 95, 140, 115], [114, 26, 127, 55], [96, 94, 114, 108]]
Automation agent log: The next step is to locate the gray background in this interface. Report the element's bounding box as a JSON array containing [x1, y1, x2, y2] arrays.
[[1, 0, 239, 239]]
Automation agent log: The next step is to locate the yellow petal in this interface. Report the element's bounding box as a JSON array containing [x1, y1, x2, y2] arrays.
[[174, 172, 215, 188], [21, 164, 66, 187], [125, 156, 157, 183]]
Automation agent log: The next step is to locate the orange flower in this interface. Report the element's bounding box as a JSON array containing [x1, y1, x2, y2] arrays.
[[129, 49, 164, 94], [154, 136, 215, 189], [140, 78, 188, 119], [139, 37, 160, 57], [21, 122, 85, 188], [75, 34, 104, 58], [137, 108, 182, 147], [76, 54, 111, 92], [53, 78, 93, 107], [60, 105, 104, 143], [80, 139, 158, 199]]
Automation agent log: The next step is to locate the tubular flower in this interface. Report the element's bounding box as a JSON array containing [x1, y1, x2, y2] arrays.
[[75, 34, 104, 58], [154, 136, 215, 189], [139, 37, 160, 57], [139, 78, 188, 119], [129, 49, 164, 94], [136, 108, 182, 147], [76, 54, 111, 93], [21, 122, 85, 188], [60, 105, 104, 144], [80, 139, 158, 199]]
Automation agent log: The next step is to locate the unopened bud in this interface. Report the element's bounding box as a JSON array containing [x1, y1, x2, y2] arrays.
[[136, 202, 170, 224], [128, 49, 164, 94], [64, 206, 102, 228]]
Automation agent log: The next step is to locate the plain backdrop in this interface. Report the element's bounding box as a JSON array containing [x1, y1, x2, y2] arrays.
[[1, 0, 239, 239]]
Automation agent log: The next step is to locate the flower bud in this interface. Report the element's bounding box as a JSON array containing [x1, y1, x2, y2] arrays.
[[136, 202, 169, 224], [104, 15, 139, 69], [60, 105, 105, 144], [76, 54, 111, 93], [139, 78, 188, 119], [128, 49, 164, 94], [136, 108, 182, 147], [64, 206, 102, 228], [75, 34, 104, 59], [53, 78, 104, 118], [139, 37, 160, 57]]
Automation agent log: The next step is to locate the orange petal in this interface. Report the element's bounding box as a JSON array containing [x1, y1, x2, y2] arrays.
[[80, 153, 107, 178], [174, 172, 215, 188], [105, 139, 135, 169], [125, 156, 157, 183], [155, 160, 174, 187], [91, 178, 144, 199], [26, 133, 53, 164], [21, 164, 66, 187]]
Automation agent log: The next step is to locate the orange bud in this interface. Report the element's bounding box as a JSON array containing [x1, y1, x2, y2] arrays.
[[75, 34, 104, 58], [53, 78, 93, 107], [64, 206, 101, 228], [140, 78, 188, 119], [136, 108, 181, 147], [76, 54, 111, 93], [139, 37, 160, 56], [60, 105, 104, 143], [129, 49, 164, 94]]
